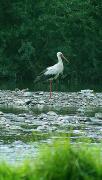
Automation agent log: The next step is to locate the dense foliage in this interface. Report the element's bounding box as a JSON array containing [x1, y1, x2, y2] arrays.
[[0, 0, 102, 85], [0, 140, 102, 180]]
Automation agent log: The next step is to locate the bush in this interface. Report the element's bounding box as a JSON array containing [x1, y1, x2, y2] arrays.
[[0, 139, 102, 180]]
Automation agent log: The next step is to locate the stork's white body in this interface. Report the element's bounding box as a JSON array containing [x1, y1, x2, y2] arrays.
[[44, 55, 64, 80]]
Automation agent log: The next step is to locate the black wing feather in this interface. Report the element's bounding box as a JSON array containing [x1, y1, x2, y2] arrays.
[[34, 69, 56, 83]]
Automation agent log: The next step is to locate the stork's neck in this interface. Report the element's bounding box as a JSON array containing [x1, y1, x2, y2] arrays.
[[58, 56, 63, 63]]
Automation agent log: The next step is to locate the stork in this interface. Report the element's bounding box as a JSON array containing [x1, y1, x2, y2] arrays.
[[34, 52, 69, 98]]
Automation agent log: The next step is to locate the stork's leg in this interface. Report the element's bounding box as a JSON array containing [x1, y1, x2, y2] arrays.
[[50, 80, 52, 98]]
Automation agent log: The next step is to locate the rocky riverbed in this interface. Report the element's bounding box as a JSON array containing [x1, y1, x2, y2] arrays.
[[0, 89, 102, 164]]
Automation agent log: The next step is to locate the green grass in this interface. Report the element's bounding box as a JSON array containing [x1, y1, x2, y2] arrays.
[[0, 139, 102, 180], [0, 106, 28, 114]]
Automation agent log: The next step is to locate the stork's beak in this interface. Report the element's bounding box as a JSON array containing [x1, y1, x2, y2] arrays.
[[62, 54, 69, 63]]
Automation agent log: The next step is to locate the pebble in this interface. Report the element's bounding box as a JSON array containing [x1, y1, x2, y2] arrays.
[[80, 89, 94, 94], [1, 117, 7, 122], [25, 99, 32, 105], [39, 92, 44, 95], [24, 120, 30, 123], [95, 113, 102, 119], [0, 89, 102, 146], [47, 111, 57, 116], [0, 111, 4, 115], [18, 114, 27, 117], [39, 100, 45, 104], [6, 124, 10, 127], [23, 92, 32, 97]]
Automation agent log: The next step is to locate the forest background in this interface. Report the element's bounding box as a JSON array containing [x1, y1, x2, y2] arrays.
[[0, 0, 102, 89]]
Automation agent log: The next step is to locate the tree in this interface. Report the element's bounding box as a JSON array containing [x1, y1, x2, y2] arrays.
[[0, 0, 101, 87]]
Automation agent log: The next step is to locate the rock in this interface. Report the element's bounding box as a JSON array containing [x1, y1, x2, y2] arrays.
[[14, 100, 25, 105], [77, 108, 85, 114], [22, 88, 29, 92], [18, 114, 27, 117], [0, 117, 7, 122], [17, 117, 25, 121], [25, 100, 32, 105], [37, 125, 48, 131], [24, 120, 30, 123], [15, 88, 20, 91], [51, 126, 57, 131], [0, 111, 4, 115], [39, 113, 47, 120], [12, 140, 25, 146], [90, 117, 102, 125], [95, 113, 102, 119], [73, 130, 81, 134], [37, 104, 45, 110], [0, 101, 5, 104], [39, 92, 44, 95], [10, 125, 22, 130], [80, 89, 94, 94], [39, 100, 45, 104], [6, 124, 10, 127], [23, 92, 32, 97], [57, 117, 63, 121], [47, 111, 57, 116], [31, 101, 38, 105]]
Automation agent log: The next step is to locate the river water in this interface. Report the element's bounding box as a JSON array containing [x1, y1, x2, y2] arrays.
[[0, 89, 102, 165]]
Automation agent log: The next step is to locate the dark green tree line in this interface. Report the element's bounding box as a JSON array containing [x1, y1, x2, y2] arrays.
[[0, 0, 102, 85]]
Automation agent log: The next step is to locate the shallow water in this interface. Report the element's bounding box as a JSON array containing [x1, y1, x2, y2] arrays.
[[0, 106, 102, 165]]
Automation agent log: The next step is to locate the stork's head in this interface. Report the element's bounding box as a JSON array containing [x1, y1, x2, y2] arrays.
[[57, 52, 62, 57], [57, 52, 69, 63]]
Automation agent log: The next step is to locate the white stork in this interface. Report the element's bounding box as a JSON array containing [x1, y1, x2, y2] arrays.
[[34, 52, 69, 98]]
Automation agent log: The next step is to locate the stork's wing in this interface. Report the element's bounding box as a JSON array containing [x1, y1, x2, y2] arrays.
[[34, 69, 47, 83], [34, 66, 57, 83]]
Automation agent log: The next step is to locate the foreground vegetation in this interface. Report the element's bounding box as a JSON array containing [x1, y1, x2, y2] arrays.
[[0, 139, 102, 180]]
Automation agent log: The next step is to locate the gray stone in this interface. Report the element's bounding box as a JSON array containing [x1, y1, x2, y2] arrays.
[[80, 89, 94, 94], [47, 111, 57, 116], [6, 124, 10, 127], [0, 111, 4, 115], [39, 92, 44, 95], [95, 113, 102, 119], [23, 92, 32, 97], [39, 100, 45, 104]]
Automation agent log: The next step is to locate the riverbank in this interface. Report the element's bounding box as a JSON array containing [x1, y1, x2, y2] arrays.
[[0, 89, 102, 110]]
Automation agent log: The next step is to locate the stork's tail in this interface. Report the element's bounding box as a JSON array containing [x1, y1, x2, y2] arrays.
[[34, 69, 51, 83], [34, 75, 41, 83], [34, 72, 46, 83]]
